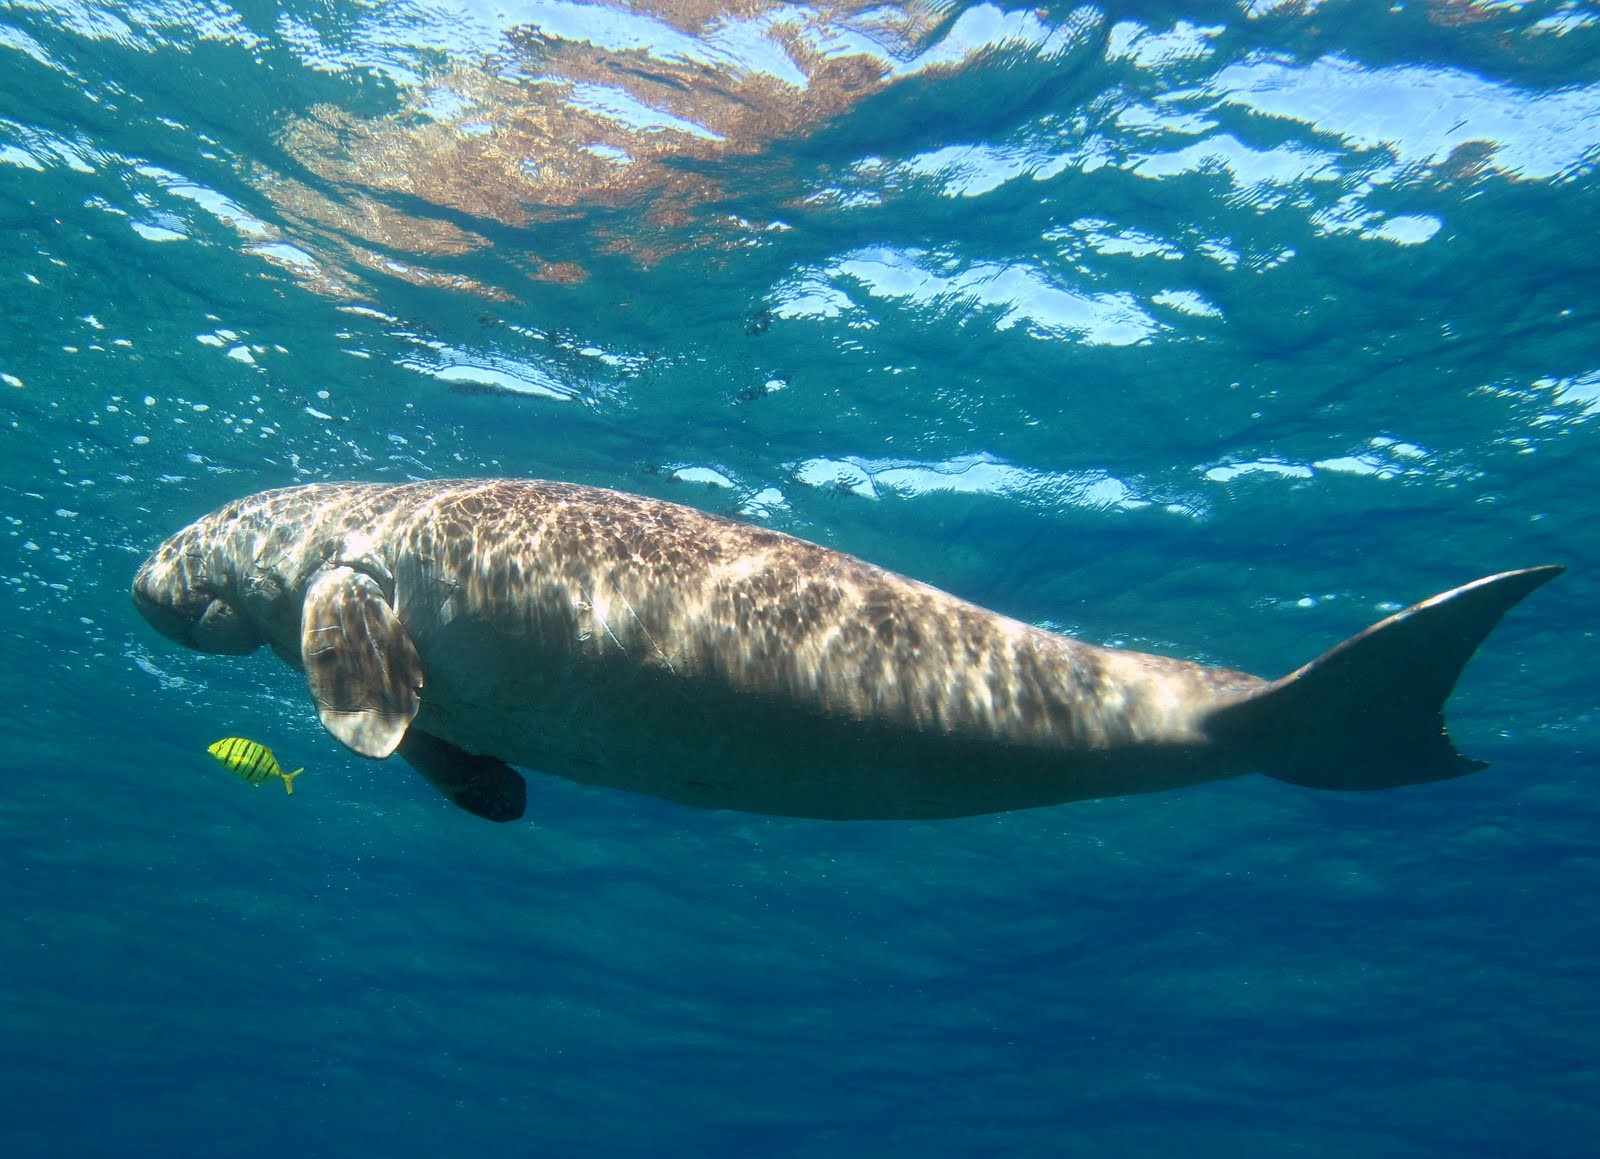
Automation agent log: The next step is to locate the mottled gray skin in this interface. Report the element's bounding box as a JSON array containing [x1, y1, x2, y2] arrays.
[[133, 479, 1268, 819], [136, 480, 1563, 819]]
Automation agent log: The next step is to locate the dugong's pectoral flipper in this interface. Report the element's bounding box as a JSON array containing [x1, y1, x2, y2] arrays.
[[301, 565, 423, 759], [1207, 565, 1563, 791], [397, 731, 527, 822], [299, 564, 524, 820]]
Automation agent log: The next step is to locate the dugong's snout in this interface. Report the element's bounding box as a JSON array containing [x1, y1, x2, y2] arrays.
[[132, 553, 262, 656]]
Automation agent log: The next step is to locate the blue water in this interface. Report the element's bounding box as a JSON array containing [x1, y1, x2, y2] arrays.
[[3, 1, 1597, 1154]]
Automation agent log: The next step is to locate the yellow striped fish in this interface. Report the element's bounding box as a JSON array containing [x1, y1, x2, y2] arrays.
[[207, 737, 303, 795]]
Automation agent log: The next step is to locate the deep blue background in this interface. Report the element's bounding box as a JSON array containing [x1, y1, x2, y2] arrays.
[[1, 2, 1595, 1154]]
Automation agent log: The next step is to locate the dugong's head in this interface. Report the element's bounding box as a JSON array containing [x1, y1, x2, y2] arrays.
[[132, 513, 264, 656]]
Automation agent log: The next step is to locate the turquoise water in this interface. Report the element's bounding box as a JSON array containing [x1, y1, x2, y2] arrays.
[[3, 1, 1597, 1153]]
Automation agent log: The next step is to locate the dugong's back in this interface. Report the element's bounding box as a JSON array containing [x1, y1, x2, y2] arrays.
[[351, 479, 1232, 818]]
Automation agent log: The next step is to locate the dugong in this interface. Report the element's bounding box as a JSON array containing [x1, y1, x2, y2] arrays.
[[132, 479, 1560, 823]]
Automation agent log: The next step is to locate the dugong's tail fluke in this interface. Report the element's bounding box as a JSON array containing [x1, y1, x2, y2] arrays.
[[1208, 566, 1563, 791]]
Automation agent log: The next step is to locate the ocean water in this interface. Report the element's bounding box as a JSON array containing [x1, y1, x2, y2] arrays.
[[3, 1, 1597, 1154]]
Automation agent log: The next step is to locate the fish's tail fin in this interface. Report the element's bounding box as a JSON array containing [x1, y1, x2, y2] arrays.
[[1206, 566, 1562, 791], [280, 768, 304, 796]]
